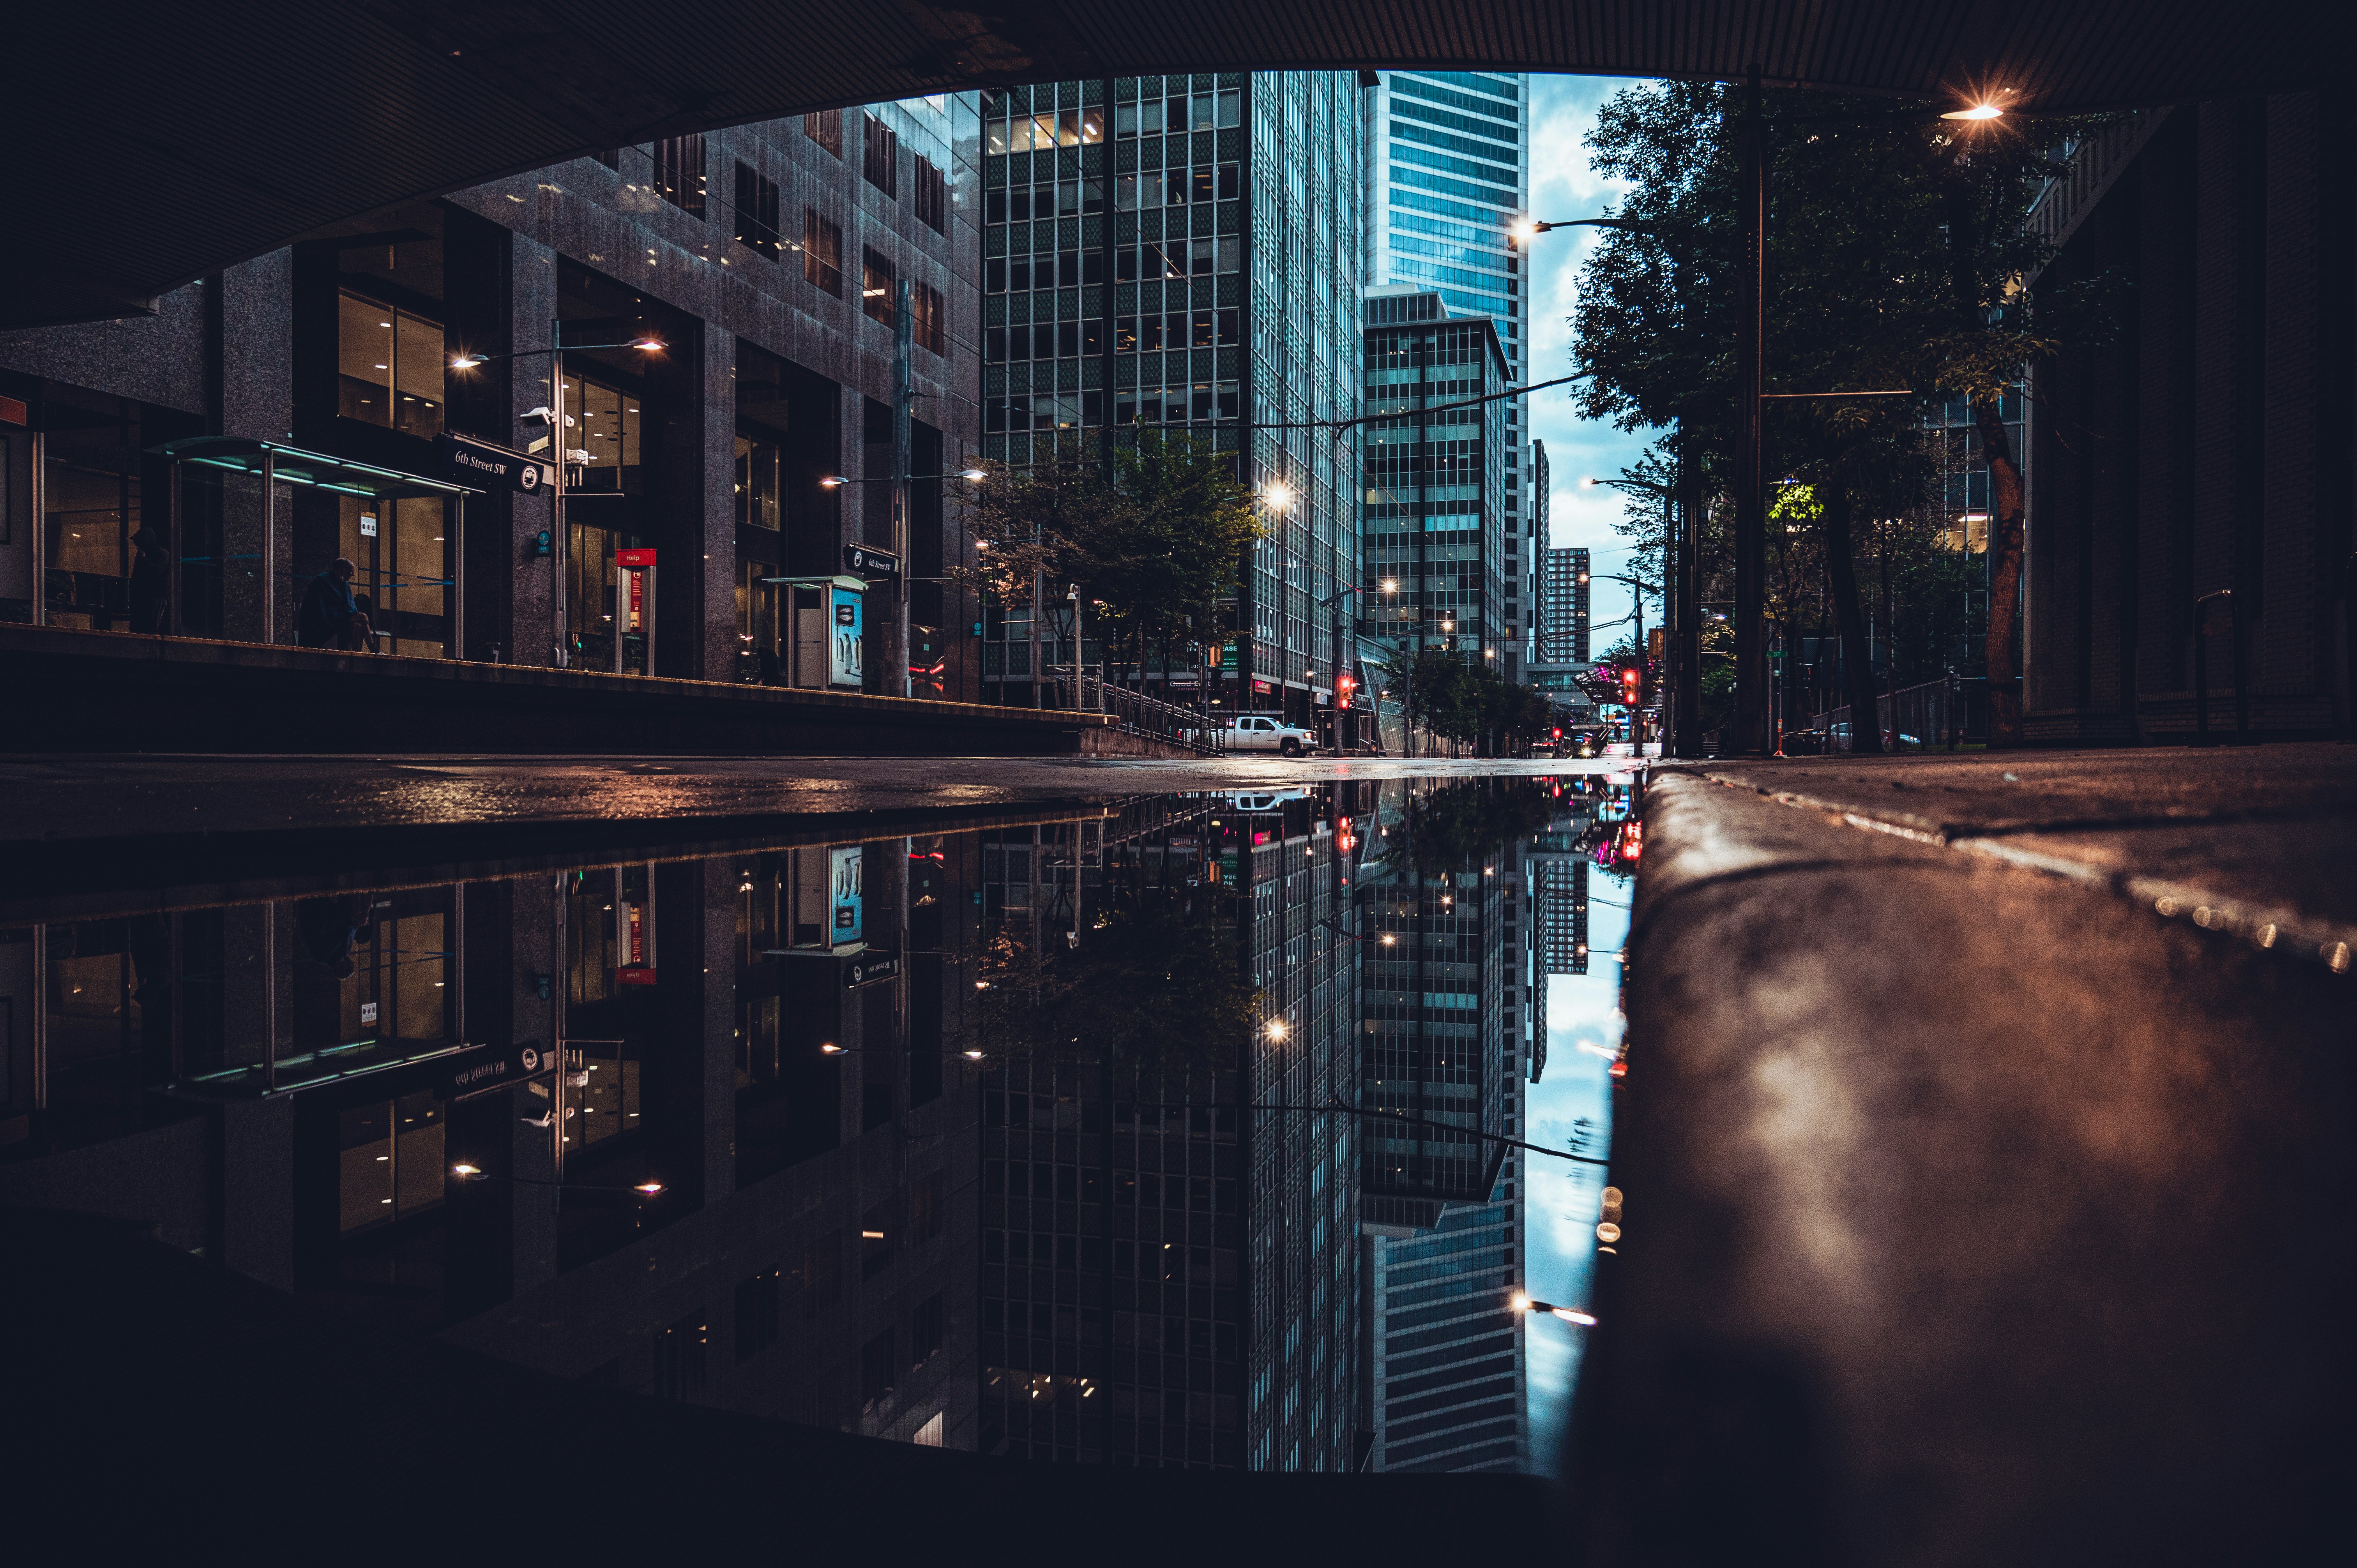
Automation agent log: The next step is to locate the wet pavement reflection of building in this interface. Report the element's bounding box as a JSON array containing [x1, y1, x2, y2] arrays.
[[0, 775, 1642, 1472]]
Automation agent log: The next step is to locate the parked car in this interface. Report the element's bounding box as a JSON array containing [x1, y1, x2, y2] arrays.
[[1224, 714, 1313, 755]]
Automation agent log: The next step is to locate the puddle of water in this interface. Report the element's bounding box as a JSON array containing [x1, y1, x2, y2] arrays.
[[0, 772, 1644, 1477]]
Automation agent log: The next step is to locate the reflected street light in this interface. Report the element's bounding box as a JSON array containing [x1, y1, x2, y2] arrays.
[[1512, 1293, 1598, 1326]]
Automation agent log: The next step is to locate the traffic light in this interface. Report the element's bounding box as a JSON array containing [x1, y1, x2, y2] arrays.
[[1620, 666, 1641, 706], [1335, 671, 1356, 703]]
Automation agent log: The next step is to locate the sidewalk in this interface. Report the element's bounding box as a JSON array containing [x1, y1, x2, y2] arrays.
[[1579, 746, 2355, 1563]]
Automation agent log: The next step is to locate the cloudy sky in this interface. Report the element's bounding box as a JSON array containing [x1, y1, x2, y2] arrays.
[[1524, 74, 1662, 651], [1522, 867, 1631, 1475]]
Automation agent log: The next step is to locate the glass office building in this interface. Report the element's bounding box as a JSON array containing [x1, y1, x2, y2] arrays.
[[977, 74, 1365, 720], [1355, 780, 1530, 1473], [1360, 292, 1514, 669], [1361, 72, 1534, 681]]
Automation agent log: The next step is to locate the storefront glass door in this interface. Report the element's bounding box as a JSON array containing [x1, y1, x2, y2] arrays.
[[339, 496, 451, 657]]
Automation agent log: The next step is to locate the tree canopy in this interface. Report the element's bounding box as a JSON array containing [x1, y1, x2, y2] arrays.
[[963, 431, 1263, 682], [1571, 81, 2120, 747]]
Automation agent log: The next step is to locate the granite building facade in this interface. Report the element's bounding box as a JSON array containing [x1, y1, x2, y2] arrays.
[[0, 97, 983, 703]]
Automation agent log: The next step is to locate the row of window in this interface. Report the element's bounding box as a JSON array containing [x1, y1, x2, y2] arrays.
[[799, 111, 951, 233], [983, 309, 1241, 362], [980, 383, 1242, 431], [648, 125, 948, 240], [983, 237, 1239, 293]]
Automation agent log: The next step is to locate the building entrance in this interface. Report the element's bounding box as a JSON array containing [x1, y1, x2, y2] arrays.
[[565, 523, 651, 675]]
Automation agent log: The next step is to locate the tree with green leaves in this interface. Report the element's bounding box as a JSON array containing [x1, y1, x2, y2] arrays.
[[1573, 81, 2117, 748], [962, 431, 1263, 689]]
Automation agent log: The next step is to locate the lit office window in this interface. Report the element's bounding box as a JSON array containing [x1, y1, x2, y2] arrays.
[[337, 291, 444, 439]]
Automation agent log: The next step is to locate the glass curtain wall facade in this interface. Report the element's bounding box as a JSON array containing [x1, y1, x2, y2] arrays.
[[1355, 780, 1527, 1473], [978, 74, 1364, 717], [973, 789, 1364, 1471], [1361, 295, 1512, 667], [1362, 72, 1532, 679]]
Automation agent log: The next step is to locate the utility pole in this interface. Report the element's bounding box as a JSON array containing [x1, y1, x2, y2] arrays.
[[1733, 67, 1767, 754], [551, 327, 568, 669], [1674, 438, 1702, 755], [892, 276, 913, 698]]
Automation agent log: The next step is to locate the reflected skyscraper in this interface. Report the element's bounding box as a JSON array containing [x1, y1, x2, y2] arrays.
[[972, 789, 1364, 1470], [1354, 779, 1531, 1472]]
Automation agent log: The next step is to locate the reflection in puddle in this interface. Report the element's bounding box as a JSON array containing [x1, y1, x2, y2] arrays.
[[0, 774, 1639, 1476]]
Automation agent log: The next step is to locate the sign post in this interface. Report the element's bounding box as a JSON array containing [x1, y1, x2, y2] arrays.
[[436, 432, 556, 495], [435, 1039, 556, 1102]]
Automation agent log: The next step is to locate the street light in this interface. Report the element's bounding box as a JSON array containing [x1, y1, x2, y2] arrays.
[[448, 331, 668, 671], [820, 470, 988, 487], [449, 1165, 666, 1198], [1512, 1293, 1599, 1326]]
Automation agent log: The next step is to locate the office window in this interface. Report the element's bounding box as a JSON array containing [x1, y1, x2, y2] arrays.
[[860, 1328, 897, 1409], [862, 249, 897, 327], [337, 291, 444, 439], [653, 1310, 709, 1399], [735, 434, 781, 529], [913, 155, 948, 233], [652, 134, 706, 217], [912, 281, 947, 357], [863, 113, 899, 196], [912, 1291, 946, 1367], [735, 1267, 781, 1363], [804, 109, 842, 158], [734, 162, 781, 260], [804, 210, 843, 295]]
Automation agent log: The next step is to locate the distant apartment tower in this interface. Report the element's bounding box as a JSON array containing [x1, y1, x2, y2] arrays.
[[1536, 858, 1590, 978], [975, 74, 1364, 722], [1540, 547, 1590, 665], [1360, 291, 1513, 667], [1519, 441, 1550, 676]]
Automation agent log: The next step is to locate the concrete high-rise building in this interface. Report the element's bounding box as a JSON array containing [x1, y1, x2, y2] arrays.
[[1540, 546, 1590, 666], [974, 74, 1364, 726], [0, 100, 984, 709], [1361, 71, 1533, 682]]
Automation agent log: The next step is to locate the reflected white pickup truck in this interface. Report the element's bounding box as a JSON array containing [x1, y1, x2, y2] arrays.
[[1224, 715, 1313, 755]]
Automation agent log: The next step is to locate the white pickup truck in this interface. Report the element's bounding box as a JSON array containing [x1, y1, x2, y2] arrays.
[[1224, 714, 1314, 755]]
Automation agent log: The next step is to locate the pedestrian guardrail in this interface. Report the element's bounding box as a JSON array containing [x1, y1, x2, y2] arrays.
[[1042, 664, 1226, 755], [1811, 674, 1971, 753]]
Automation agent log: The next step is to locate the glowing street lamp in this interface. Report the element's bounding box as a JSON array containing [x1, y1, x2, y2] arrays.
[[1512, 1293, 1599, 1326]]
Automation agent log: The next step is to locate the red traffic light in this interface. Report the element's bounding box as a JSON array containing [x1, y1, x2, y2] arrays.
[[1551, 727, 1562, 739], [1620, 667, 1641, 706]]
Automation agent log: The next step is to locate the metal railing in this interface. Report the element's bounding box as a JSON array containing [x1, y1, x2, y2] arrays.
[[1043, 664, 1226, 754], [1811, 674, 1971, 753]]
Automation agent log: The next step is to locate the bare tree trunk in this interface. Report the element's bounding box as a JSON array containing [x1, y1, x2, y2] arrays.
[[1822, 484, 1883, 754], [1975, 396, 2026, 748]]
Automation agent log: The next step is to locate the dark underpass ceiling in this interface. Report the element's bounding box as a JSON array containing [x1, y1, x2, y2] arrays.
[[6, 1, 2334, 325]]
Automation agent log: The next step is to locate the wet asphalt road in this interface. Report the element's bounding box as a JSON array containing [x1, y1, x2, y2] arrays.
[[0, 753, 1606, 843]]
